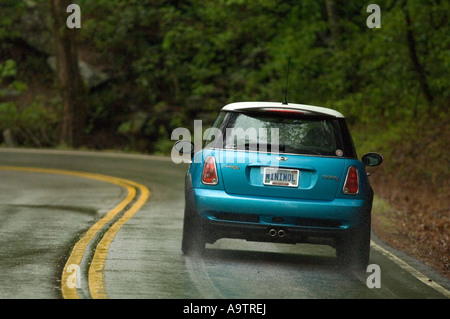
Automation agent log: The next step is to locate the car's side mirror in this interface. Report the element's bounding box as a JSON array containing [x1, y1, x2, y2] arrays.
[[361, 152, 383, 167], [173, 140, 195, 158]]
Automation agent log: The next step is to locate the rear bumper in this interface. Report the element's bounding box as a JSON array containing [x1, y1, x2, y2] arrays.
[[192, 187, 372, 245]]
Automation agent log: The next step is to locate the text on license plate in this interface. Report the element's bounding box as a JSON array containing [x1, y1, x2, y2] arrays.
[[263, 168, 299, 187]]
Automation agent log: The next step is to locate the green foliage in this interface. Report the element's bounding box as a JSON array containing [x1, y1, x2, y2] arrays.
[[0, 95, 59, 147], [352, 110, 449, 188], [0, 0, 448, 152], [0, 1, 25, 40], [0, 101, 17, 128], [0, 59, 17, 79], [0, 59, 28, 95], [0, 59, 58, 147], [76, 1, 450, 149]]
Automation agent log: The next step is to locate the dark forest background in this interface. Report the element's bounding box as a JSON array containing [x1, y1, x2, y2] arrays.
[[0, 0, 448, 276]]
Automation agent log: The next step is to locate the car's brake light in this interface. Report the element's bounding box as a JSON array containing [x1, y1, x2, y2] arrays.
[[264, 109, 304, 114], [343, 166, 359, 194], [202, 156, 218, 185]]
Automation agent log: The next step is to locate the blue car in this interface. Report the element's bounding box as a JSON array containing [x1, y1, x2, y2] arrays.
[[177, 102, 382, 268]]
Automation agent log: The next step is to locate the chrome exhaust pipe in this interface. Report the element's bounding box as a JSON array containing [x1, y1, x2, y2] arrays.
[[269, 229, 277, 237], [278, 229, 285, 238]]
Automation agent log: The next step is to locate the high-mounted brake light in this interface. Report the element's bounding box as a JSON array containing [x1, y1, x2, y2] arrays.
[[202, 156, 218, 185], [343, 166, 359, 195], [264, 108, 304, 114]]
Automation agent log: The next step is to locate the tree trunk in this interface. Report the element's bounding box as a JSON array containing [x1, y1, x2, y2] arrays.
[[50, 0, 86, 147], [402, 3, 433, 107], [325, 0, 341, 49]]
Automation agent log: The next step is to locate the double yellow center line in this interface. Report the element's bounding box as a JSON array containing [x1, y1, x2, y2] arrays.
[[0, 166, 150, 299]]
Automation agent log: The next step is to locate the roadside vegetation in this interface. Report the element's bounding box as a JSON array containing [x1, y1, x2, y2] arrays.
[[356, 116, 449, 278], [0, 0, 448, 276]]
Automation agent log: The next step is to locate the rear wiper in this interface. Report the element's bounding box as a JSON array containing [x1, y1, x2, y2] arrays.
[[286, 147, 322, 155], [225, 143, 286, 153], [245, 143, 286, 153]]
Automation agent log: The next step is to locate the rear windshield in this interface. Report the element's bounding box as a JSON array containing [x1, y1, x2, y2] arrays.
[[205, 111, 356, 157]]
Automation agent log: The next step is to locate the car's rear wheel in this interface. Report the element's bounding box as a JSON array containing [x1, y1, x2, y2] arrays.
[[181, 207, 205, 256], [336, 216, 371, 270]]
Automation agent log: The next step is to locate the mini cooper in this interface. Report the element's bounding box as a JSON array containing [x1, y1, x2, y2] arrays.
[[176, 102, 382, 268]]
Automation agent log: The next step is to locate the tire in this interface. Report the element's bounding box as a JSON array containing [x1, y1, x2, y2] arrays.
[[181, 207, 205, 256], [336, 215, 371, 270], [181, 175, 206, 256]]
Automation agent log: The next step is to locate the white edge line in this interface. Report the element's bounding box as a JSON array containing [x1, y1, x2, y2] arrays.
[[370, 240, 450, 298]]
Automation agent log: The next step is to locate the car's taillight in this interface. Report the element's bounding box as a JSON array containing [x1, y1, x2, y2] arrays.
[[343, 166, 359, 195], [202, 156, 218, 185]]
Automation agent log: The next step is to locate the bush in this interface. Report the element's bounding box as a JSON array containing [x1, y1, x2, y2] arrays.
[[0, 96, 59, 147]]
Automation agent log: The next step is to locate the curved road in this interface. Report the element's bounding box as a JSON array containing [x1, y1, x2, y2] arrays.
[[0, 148, 448, 300]]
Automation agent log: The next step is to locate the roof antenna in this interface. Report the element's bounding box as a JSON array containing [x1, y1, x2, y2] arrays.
[[282, 57, 290, 105]]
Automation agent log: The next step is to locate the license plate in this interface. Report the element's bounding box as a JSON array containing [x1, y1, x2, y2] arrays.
[[263, 167, 299, 187]]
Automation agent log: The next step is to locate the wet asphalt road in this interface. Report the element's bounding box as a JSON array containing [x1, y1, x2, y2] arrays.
[[0, 148, 449, 300]]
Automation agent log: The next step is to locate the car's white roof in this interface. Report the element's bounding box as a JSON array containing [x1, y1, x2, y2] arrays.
[[221, 102, 344, 118]]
